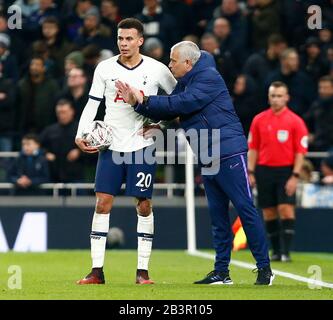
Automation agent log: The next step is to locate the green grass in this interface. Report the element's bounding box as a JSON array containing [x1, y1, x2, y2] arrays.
[[0, 250, 332, 300]]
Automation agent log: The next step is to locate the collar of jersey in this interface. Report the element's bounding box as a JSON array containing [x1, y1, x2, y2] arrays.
[[116, 58, 144, 70]]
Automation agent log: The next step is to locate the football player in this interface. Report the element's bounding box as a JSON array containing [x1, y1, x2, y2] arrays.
[[75, 18, 176, 285]]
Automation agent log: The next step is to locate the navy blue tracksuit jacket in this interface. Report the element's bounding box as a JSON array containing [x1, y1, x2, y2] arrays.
[[134, 51, 270, 271]]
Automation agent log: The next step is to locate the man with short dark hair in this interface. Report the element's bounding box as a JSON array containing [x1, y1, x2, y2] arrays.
[[243, 34, 287, 101], [264, 48, 316, 115], [304, 75, 333, 152], [7, 134, 49, 195], [248, 81, 309, 262], [57, 67, 89, 119], [39, 100, 84, 183], [75, 18, 177, 285], [18, 56, 59, 134]]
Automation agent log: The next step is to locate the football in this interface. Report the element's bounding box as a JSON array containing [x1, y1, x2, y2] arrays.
[[82, 120, 113, 150]]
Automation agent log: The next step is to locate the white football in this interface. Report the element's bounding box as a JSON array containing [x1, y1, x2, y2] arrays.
[[82, 121, 113, 150]]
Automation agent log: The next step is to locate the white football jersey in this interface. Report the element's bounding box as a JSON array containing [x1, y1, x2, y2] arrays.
[[88, 54, 177, 152]]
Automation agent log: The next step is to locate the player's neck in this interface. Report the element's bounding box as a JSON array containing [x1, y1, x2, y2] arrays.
[[118, 53, 142, 68]]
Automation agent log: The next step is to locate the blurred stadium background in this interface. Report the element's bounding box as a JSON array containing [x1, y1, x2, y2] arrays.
[[0, 0, 333, 299]]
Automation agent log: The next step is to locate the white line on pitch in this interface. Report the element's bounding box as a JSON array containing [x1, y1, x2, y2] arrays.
[[188, 250, 333, 289]]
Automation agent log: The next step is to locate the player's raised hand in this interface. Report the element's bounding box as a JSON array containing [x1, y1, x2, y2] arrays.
[[75, 138, 99, 153], [115, 81, 143, 105]]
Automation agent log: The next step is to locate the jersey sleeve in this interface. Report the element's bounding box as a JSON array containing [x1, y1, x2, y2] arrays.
[[293, 117, 309, 154], [157, 63, 177, 94], [88, 63, 105, 101], [248, 116, 260, 150]]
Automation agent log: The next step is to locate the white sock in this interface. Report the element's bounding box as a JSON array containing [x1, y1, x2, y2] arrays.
[[91, 212, 110, 268], [137, 212, 154, 270]]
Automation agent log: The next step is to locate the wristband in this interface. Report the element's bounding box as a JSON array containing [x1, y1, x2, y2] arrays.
[[248, 170, 255, 175]]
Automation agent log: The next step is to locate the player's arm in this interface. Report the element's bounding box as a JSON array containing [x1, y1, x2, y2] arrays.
[[75, 63, 106, 153], [247, 118, 260, 187], [116, 74, 222, 121], [285, 119, 309, 196], [75, 98, 101, 153]]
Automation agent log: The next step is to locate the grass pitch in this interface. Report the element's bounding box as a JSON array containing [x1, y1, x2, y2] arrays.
[[0, 250, 332, 300]]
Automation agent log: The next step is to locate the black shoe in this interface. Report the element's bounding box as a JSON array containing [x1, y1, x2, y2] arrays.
[[253, 266, 275, 285], [194, 270, 233, 285], [270, 253, 281, 262], [281, 254, 292, 262]]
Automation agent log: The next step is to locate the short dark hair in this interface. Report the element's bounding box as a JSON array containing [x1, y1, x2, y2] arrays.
[[117, 18, 144, 37], [22, 134, 40, 144], [319, 75, 333, 86], [31, 55, 45, 63], [56, 99, 74, 109], [42, 16, 60, 27], [270, 81, 289, 92], [267, 33, 286, 46]]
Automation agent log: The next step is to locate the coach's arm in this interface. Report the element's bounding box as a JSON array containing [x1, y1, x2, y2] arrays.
[[115, 76, 223, 122]]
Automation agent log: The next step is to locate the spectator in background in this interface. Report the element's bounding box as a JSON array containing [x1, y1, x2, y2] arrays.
[[7, 134, 49, 195], [191, 0, 219, 36], [135, 0, 179, 51], [183, 34, 200, 46], [81, 44, 113, 82], [100, 0, 122, 52], [39, 99, 84, 183], [162, 0, 196, 39], [326, 44, 333, 76], [64, 50, 85, 78], [321, 156, 333, 185], [250, 0, 280, 50], [265, 48, 316, 116], [200, 32, 236, 89], [304, 76, 333, 152], [75, 8, 113, 52], [318, 23, 333, 57], [211, 17, 242, 69], [18, 0, 60, 42], [0, 66, 16, 151], [0, 33, 19, 82], [13, 0, 39, 42], [209, 0, 248, 64], [0, 14, 27, 71], [231, 74, 260, 136], [301, 37, 330, 84], [278, 0, 308, 47], [31, 40, 56, 78], [65, 0, 98, 41], [57, 67, 89, 119], [243, 34, 287, 101], [18, 56, 59, 134], [41, 17, 75, 79], [143, 37, 169, 65]]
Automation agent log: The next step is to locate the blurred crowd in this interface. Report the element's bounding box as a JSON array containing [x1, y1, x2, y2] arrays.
[[0, 0, 333, 190]]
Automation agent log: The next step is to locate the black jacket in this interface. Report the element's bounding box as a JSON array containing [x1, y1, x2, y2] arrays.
[[8, 150, 49, 186], [39, 121, 84, 182]]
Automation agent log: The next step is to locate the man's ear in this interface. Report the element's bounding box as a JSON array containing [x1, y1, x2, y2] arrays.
[[138, 37, 144, 47], [185, 59, 192, 70]]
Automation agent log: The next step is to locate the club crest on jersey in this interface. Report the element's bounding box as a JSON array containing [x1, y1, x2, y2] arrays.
[[277, 130, 289, 143]]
